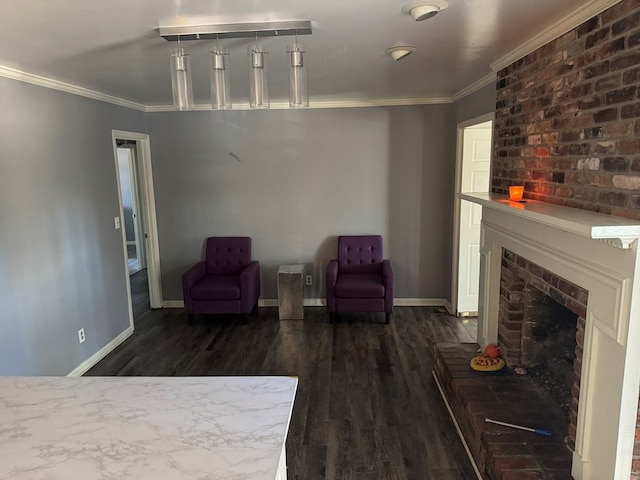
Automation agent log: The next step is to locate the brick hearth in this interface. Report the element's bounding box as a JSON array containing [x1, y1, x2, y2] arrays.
[[434, 343, 572, 480]]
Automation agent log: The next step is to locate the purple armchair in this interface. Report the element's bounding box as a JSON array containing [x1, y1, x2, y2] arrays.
[[182, 237, 260, 325], [325, 235, 394, 324]]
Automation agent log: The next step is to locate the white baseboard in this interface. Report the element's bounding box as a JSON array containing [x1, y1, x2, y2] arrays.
[[258, 299, 326, 307], [67, 326, 134, 377], [443, 300, 454, 314], [163, 300, 184, 308], [393, 298, 447, 307], [164, 298, 448, 308]]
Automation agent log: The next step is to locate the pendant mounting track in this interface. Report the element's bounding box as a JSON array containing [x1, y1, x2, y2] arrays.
[[159, 20, 312, 41]]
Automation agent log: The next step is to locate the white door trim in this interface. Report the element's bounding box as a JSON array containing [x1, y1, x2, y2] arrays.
[[451, 112, 494, 316], [112, 130, 163, 310]]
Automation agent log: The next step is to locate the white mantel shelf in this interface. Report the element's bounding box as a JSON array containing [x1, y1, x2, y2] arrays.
[[460, 192, 640, 249], [0, 376, 298, 480]]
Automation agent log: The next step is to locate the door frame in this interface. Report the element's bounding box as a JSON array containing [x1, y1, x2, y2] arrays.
[[450, 112, 494, 316], [112, 130, 163, 312]]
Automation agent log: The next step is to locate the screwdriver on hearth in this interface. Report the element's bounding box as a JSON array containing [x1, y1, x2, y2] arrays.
[[485, 418, 552, 436]]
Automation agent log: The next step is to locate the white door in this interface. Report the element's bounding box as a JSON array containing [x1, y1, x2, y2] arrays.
[[457, 122, 492, 315]]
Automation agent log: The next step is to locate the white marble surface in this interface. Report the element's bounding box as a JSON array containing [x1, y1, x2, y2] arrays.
[[0, 376, 298, 479]]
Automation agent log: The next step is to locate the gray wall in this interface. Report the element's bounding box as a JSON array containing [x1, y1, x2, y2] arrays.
[[147, 105, 456, 301], [0, 77, 147, 375], [455, 83, 496, 124], [0, 74, 492, 375]]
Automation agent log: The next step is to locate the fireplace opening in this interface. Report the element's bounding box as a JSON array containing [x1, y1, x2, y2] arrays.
[[521, 284, 578, 417], [499, 248, 588, 452]]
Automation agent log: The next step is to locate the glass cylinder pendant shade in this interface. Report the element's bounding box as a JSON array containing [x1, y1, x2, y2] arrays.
[[287, 43, 308, 108], [210, 47, 231, 110], [248, 44, 269, 109], [169, 47, 194, 111]]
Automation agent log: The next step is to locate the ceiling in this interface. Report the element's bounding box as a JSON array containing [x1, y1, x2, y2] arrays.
[[0, 0, 619, 110]]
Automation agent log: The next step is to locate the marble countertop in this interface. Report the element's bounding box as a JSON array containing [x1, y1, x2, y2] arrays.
[[0, 376, 298, 479]]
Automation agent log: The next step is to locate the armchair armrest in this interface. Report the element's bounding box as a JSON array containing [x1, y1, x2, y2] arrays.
[[382, 259, 394, 312], [239, 261, 261, 309], [326, 260, 338, 287], [182, 261, 206, 311], [182, 261, 206, 290], [325, 260, 338, 312], [382, 260, 393, 286]]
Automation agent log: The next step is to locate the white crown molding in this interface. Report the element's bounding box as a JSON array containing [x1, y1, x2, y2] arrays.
[[145, 96, 453, 112], [67, 326, 134, 376], [0, 65, 147, 111], [307, 97, 453, 108], [0, 65, 461, 112], [451, 72, 497, 102], [490, 0, 622, 72]]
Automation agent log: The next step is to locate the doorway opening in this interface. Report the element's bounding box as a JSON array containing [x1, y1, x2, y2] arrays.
[[112, 130, 162, 327], [452, 114, 493, 316], [116, 141, 149, 318]]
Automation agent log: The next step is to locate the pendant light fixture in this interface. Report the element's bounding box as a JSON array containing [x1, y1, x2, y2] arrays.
[[159, 20, 312, 109], [210, 36, 231, 110], [169, 37, 194, 111], [249, 35, 269, 109], [287, 34, 308, 108]]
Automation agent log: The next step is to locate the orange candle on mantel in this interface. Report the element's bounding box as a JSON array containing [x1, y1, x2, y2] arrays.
[[509, 185, 524, 201]]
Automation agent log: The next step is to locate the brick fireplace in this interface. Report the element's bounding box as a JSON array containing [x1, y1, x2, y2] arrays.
[[457, 193, 640, 479], [481, 1, 640, 478]]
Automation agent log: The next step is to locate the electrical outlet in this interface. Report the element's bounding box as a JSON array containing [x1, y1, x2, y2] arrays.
[[306, 275, 312, 286], [114, 216, 121, 230], [78, 328, 85, 344]]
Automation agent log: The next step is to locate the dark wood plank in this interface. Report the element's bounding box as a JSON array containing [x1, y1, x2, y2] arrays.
[[129, 268, 150, 320], [87, 306, 478, 479]]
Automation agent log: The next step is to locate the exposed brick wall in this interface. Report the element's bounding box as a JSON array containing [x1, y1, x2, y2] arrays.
[[493, 0, 640, 221], [498, 248, 587, 451], [492, 4, 640, 474]]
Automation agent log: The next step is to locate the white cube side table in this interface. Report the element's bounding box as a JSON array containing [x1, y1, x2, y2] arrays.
[[277, 265, 304, 320]]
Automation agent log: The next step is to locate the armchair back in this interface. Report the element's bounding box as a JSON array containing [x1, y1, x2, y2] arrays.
[[205, 237, 252, 275], [337, 235, 383, 274]]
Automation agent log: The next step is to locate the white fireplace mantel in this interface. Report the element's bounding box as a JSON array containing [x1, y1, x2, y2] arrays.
[[461, 193, 640, 249], [461, 192, 640, 480]]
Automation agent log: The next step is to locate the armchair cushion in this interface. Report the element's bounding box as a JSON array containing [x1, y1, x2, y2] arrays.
[[190, 275, 240, 301], [335, 274, 385, 298]]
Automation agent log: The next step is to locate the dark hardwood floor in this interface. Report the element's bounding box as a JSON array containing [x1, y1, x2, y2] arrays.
[[87, 306, 478, 480], [129, 268, 150, 320]]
